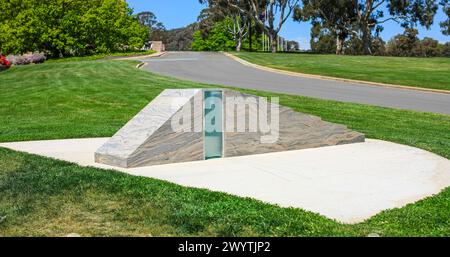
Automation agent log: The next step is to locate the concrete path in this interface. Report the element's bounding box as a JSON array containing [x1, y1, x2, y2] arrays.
[[1, 138, 449, 223], [141, 52, 450, 115]]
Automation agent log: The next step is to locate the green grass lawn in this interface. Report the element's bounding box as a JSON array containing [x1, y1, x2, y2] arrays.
[[233, 52, 450, 91], [0, 60, 449, 236]]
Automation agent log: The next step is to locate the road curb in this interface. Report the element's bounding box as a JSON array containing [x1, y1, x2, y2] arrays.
[[117, 51, 167, 61], [133, 52, 166, 69], [136, 62, 149, 69], [222, 52, 450, 95]]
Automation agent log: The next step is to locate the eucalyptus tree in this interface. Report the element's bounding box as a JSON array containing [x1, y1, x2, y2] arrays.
[[233, 0, 300, 52], [353, 0, 439, 55], [199, 0, 250, 51], [295, 0, 358, 55], [226, 7, 250, 51], [441, 0, 449, 35], [136, 11, 166, 41], [136, 11, 159, 28], [202, 0, 299, 52], [299, 0, 440, 55]]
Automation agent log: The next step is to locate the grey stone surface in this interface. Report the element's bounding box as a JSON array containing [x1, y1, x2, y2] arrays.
[[127, 104, 204, 167], [95, 88, 365, 168], [95, 89, 203, 167], [223, 90, 365, 157]]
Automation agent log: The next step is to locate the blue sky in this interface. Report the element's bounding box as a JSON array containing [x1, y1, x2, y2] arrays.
[[127, 0, 449, 50]]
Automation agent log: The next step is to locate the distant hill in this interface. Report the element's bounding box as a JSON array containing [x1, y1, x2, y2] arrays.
[[164, 23, 198, 51]]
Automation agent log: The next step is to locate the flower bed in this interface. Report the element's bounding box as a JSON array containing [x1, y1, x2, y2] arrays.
[[7, 52, 46, 65], [0, 54, 11, 70]]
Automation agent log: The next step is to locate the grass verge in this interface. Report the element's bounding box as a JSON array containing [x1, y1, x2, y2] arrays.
[[233, 52, 450, 91]]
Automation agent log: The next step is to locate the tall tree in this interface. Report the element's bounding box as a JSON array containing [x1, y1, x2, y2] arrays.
[[441, 0, 450, 35], [199, 0, 249, 51], [354, 0, 439, 55], [136, 11, 166, 41], [295, 0, 358, 55], [226, 10, 249, 51], [308, 23, 338, 53], [202, 0, 299, 52], [136, 11, 159, 28]]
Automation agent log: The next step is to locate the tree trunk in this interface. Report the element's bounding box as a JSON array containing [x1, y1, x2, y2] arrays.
[[362, 26, 372, 55], [248, 24, 252, 52], [336, 36, 344, 55], [236, 37, 242, 52], [269, 32, 278, 53]]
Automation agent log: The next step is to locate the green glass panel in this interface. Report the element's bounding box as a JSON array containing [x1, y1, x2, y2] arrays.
[[204, 90, 223, 160]]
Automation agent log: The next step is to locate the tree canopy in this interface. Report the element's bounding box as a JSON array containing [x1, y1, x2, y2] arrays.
[[295, 0, 358, 54], [296, 0, 445, 55], [201, 0, 300, 52], [386, 28, 449, 57], [136, 11, 166, 42], [0, 0, 149, 57], [441, 0, 450, 35], [2, 0, 448, 56]]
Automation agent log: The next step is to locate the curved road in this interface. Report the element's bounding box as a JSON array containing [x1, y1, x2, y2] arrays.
[[141, 52, 450, 115]]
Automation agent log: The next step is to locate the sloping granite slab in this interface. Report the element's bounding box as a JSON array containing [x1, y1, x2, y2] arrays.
[[222, 90, 365, 157], [95, 89, 203, 167]]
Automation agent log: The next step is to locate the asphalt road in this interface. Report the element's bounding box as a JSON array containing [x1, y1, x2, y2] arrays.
[[141, 52, 450, 115]]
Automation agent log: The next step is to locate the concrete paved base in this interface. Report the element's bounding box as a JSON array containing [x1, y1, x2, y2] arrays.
[[1, 138, 449, 223]]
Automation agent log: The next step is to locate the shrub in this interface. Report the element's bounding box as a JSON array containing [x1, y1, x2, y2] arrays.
[[7, 53, 46, 65], [386, 29, 447, 57], [0, 0, 149, 58], [0, 54, 11, 70], [191, 19, 235, 51]]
